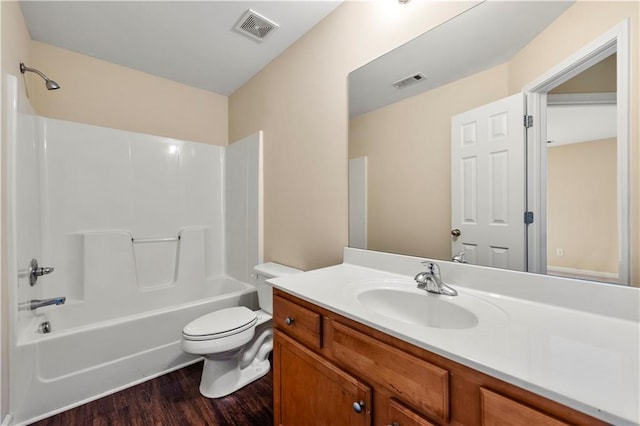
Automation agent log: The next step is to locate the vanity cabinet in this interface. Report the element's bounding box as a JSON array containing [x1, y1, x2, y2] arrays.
[[272, 289, 606, 426]]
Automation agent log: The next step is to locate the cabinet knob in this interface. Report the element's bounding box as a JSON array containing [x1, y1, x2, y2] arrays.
[[352, 400, 365, 414], [285, 317, 295, 326], [387, 423, 400, 426]]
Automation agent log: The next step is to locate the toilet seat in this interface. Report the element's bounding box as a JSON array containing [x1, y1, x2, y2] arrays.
[[183, 306, 258, 341]]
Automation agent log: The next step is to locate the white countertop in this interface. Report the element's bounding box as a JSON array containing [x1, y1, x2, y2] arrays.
[[269, 249, 640, 425]]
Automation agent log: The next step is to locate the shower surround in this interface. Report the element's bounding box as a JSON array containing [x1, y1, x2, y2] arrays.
[[7, 97, 263, 424]]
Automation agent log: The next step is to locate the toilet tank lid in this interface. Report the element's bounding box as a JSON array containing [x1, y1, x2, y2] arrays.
[[254, 262, 303, 278]]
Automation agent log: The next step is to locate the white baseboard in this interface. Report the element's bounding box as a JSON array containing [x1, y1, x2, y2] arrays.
[[547, 265, 619, 281], [1, 414, 13, 426]]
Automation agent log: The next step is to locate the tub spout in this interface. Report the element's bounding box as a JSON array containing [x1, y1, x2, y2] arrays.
[[19, 297, 66, 311]]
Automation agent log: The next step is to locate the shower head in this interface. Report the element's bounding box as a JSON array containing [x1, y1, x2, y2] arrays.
[[20, 62, 61, 90], [45, 79, 61, 90]]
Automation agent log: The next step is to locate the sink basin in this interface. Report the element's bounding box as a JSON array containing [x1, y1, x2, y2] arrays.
[[347, 279, 507, 330], [357, 287, 478, 329]]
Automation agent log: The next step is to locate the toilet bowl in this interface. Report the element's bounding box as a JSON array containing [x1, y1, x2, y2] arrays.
[[181, 262, 302, 398]]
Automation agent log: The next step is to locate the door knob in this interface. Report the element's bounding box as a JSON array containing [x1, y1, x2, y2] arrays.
[[451, 229, 461, 237]]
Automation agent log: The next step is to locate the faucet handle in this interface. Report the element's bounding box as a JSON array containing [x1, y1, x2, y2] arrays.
[[427, 262, 440, 276], [419, 261, 440, 275], [29, 258, 55, 286]]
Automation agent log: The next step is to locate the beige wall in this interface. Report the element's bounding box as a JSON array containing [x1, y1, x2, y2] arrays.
[[509, 1, 639, 286], [229, 1, 477, 271], [349, 64, 509, 259], [551, 53, 616, 94], [1, 0, 34, 417], [547, 138, 618, 274], [29, 41, 228, 146]]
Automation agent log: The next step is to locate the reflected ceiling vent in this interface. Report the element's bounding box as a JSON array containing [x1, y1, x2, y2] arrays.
[[392, 73, 427, 89], [234, 9, 279, 42]]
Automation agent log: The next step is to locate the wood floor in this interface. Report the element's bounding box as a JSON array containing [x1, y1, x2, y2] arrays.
[[30, 361, 274, 426]]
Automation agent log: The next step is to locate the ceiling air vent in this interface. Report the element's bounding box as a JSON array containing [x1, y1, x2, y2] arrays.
[[234, 9, 279, 42], [392, 73, 427, 89]]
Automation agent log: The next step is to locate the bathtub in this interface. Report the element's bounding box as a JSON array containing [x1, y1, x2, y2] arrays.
[[12, 276, 258, 425]]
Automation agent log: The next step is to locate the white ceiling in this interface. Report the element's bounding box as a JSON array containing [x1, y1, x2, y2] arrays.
[[349, 1, 574, 117], [20, 1, 342, 96]]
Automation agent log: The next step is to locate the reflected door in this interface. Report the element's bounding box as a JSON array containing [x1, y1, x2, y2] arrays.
[[451, 93, 527, 271]]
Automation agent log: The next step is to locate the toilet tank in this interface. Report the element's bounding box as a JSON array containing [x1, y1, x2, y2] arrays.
[[253, 262, 303, 314]]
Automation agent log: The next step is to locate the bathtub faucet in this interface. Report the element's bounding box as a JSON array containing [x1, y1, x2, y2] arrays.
[[19, 297, 66, 311]]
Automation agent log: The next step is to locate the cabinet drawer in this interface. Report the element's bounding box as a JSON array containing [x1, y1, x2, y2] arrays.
[[273, 295, 322, 349], [331, 321, 449, 423], [388, 398, 437, 426], [480, 388, 569, 426]]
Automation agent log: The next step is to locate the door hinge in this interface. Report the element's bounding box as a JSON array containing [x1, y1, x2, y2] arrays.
[[524, 211, 534, 224], [524, 115, 533, 128]]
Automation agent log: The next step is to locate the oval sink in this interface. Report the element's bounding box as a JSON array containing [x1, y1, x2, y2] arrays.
[[357, 287, 478, 329], [347, 279, 507, 330]]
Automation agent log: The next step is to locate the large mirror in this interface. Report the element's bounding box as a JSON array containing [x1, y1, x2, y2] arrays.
[[348, 1, 635, 286]]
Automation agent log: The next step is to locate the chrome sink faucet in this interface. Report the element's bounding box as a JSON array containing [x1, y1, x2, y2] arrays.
[[452, 251, 467, 263], [414, 262, 458, 296]]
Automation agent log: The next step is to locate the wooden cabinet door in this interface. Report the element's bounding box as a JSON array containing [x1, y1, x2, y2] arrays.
[[274, 329, 372, 426], [331, 321, 449, 424]]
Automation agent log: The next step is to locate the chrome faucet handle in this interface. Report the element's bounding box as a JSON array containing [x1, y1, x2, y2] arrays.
[[29, 258, 55, 286], [428, 262, 440, 277], [416, 261, 440, 290], [420, 262, 441, 282], [416, 261, 458, 296]]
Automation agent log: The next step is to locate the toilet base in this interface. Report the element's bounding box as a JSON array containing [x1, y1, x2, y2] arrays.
[[199, 356, 271, 398], [187, 314, 274, 398]]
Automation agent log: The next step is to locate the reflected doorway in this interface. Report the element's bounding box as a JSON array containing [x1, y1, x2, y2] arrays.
[[545, 53, 618, 283]]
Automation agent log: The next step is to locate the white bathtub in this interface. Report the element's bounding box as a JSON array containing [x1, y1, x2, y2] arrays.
[[12, 276, 257, 425]]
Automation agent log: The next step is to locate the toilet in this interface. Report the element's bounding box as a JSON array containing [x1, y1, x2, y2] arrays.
[[181, 262, 302, 398]]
